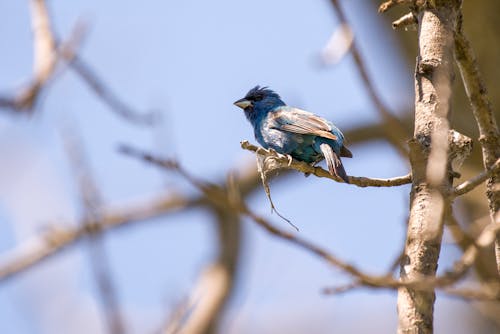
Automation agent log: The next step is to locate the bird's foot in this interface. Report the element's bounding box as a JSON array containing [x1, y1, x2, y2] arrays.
[[267, 148, 278, 156]]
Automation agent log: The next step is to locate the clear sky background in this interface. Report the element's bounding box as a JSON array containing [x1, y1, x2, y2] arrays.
[[0, 1, 486, 333]]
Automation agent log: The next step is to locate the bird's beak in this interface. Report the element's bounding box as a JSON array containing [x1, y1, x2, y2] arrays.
[[233, 98, 252, 109]]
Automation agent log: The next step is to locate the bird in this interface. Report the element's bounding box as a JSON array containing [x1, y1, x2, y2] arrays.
[[234, 86, 352, 183]]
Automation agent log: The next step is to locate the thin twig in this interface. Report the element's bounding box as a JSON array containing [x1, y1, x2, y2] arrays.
[[453, 158, 500, 197], [0, 1, 84, 113], [62, 126, 125, 334], [0, 193, 193, 282], [329, 0, 410, 157], [455, 21, 500, 275], [120, 145, 500, 300], [0, 0, 156, 126], [241, 141, 412, 187], [324, 281, 500, 301], [67, 55, 157, 125], [378, 0, 414, 13]]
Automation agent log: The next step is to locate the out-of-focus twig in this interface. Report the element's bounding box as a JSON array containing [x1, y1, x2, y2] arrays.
[[62, 127, 125, 334], [0, 193, 193, 282], [67, 55, 156, 125], [0, 0, 155, 126], [0, 0, 83, 113], [178, 198, 241, 334], [455, 20, 500, 276], [323, 281, 500, 301], [120, 145, 500, 300], [328, 0, 410, 157], [241, 140, 412, 187]]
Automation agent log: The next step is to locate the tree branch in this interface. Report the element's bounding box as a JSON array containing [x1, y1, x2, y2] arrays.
[[0, 0, 83, 113], [453, 158, 500, 197], [455, 17, 500, 276], [328, 0, 411, 157], [67, 55, 156, 125], [0, 193, 193, 282], [120, 145, 499, 301], [62, 126, 125, 334], [240, 140, 412, 187]]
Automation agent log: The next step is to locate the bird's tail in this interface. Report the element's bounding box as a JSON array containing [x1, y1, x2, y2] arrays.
[[319, 143, 349, 183]]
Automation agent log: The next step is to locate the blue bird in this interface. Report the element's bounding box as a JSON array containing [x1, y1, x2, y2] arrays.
[[234, 86, 352, 183]]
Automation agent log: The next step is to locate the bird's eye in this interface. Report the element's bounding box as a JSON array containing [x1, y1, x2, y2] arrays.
[[253, 94, 263, 102]]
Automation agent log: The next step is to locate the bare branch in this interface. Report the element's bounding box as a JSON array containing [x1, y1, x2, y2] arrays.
[[0, 119, 396, 284], [178, 201, 241, 334], [453, 158, 500, 197], [120, 146, 500, 300], [0, 1, 84, 113], [240, 140, 412, 187], [67, 56, 157, 126], [0, 193, 193, 282], [328, 0, 410, 156], [62, 126, 125, 334], [324, 281, 500, 301], [455, 18, 500, 276], [0, 0, 155, 126]]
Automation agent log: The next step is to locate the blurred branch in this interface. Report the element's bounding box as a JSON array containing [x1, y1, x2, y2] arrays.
[[0, 0, 155, 126], [62, 127, 125, 334], [0, 193, 192, 282], [323, 282, 500, 301], [178, 189, 241, 334], [0, 116, 415, 282], [455, 19, 500, 276], [0, 0, 83, 113], [30, 0, 56, 88], [240, 140, 412, 187], [445, 210, 500, 282], [324, 216, 500, 301], [67, 55, 156, 125], [328, 0, 410, 156], [120, 145, 500, 301]]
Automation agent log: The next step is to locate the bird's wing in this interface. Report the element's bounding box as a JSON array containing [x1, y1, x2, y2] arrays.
[[269, 107, 338, 140]]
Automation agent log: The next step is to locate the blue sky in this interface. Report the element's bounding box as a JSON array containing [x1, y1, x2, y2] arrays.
[[0, 1, 484, 333]]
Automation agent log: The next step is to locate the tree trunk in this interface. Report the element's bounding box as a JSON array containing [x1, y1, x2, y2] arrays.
[[397, 1, 461, 333]]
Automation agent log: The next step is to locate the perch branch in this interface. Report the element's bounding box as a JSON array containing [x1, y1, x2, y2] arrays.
[[120, 145, 499, 300], [240, 141, 411, 187]]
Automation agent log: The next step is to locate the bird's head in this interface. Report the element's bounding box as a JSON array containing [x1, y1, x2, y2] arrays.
[[234, 86, 285, 123]]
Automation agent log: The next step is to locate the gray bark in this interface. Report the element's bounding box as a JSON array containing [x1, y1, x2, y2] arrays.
[[397, 2, 461, 333]]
